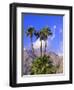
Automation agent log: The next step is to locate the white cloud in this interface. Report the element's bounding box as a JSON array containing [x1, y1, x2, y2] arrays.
[[53, 25, 56, 29], [50, 33, 55, 40], [33, 38, 50, 50], [50, 25, 56, 40], [33, 38, 45, 49]]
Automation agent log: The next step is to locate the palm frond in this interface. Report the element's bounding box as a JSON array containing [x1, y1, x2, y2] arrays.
[[34, 30, 40, 39]]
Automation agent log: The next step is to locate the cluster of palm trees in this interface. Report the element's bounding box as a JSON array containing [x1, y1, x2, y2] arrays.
[[26, 26, 52, 57]]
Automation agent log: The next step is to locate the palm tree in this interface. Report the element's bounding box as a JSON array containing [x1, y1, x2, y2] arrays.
[[26, 26, 35, 53], [39, 30, 45, 57], [41, 27, 52, 55], [34, 26, 52, 57], [34, 30, 44, 57]]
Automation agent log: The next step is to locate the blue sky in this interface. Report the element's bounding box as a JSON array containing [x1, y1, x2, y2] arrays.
[[22, 13, 63, 55]]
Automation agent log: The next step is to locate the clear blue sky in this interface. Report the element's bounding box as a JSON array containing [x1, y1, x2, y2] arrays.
[[22, 13, 63, 55]]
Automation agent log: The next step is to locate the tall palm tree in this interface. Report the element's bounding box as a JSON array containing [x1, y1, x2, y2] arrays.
[[41, 27, 52, 55], [34, 27, 52, 57], [26, 26, 35, 53], [34, 30, 44, 57], [40, 31, 44, 57]]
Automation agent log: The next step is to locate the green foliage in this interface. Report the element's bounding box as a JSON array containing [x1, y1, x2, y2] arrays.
[[26, 26, 35, 37], [31, 55, 57, 74]]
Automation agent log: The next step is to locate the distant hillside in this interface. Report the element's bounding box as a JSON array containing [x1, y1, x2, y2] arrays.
[[22, 49, 63, 75]]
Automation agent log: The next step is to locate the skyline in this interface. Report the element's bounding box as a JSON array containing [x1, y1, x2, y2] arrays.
[[22, 13, 63, 56]]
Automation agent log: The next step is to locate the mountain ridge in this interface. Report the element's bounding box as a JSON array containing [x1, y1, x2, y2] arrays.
[[22, 49, 63, 75]]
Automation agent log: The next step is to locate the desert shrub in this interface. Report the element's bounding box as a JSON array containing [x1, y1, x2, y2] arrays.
[[31, 55, 57, 74]]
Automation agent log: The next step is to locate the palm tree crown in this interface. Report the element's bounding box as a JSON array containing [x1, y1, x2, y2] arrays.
[[26, 26, 35, 37], [41, 27, 52, 40]]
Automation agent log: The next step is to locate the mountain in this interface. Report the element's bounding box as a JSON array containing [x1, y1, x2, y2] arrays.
[[22, 50, 36, 75], [22, 49, 63, 75], [47, 52, 63, 73]]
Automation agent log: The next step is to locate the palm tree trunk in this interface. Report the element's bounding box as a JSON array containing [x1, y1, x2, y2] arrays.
[[40, 40, 42, 57], [44, 40, 47, 55], [31, 38, 34, 54]]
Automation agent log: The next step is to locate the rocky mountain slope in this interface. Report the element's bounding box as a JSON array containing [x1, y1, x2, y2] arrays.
[[22, 49, 63, 75]]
